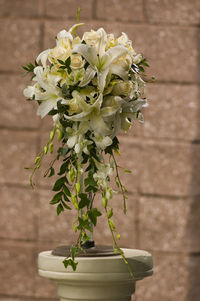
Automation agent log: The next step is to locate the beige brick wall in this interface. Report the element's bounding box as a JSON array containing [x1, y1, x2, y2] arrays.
[[0, 1, 199, 301]]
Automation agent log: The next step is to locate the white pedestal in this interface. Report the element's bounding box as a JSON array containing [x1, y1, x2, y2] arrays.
[[38, 248, 153, 301]]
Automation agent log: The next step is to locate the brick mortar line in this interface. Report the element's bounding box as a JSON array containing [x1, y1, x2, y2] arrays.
[[139, 192, 198, 201], [0, 126, 40, 132], [0, 294, 57, 300], [0, 16, 200, 29], [0, 182, 36, 190], [0, 237, 38, 243], [1, 181, 200, 201]]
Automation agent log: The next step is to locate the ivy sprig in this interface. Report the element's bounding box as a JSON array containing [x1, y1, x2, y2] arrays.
[[58, 57, 72, 74], [22, 60, 39, 79]]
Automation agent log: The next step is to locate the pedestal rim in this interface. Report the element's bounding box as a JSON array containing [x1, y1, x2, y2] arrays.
[[38, 248, 153, 281]]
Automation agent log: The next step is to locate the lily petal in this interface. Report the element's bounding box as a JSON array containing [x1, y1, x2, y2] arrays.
[[130, 98, 147, 112], [72, 91, 90, 112], [90, 113, 111, 136], [57, 30, 73, 41], [109, 64, 129, 80], [100, 105, 119, 117], [102, 45, 128, 69], [37, 99, 57, 118], [120, 115, 132, 131], [64, 110, 89, 122], [97, 69, 109, 92], [73, 44, 98, 67], [96, 28, 107, 57], [79, 65, 96, 87], [36, 49, 50, 68], [34, 66, 49, 91]]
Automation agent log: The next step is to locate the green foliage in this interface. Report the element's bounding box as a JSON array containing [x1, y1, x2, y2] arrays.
[[22, 60, 39, 77], [105, 136, 119, 154], [78, 193, 90, 209], [88, 208, 102, 226], [52, 177, 67, 191], [63, 258, 78, 271], [58, 57, 72, 74]]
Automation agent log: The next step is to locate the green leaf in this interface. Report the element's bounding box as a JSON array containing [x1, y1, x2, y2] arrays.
[[21, 61, 38, 75], [58, 162, 68, 175], [85, 185, 98, 193], [57, 100, 68, 113], [57, 203, 64, 215], [88, 208, 102, 226], [78, 193, 90, 209], [63, 258, 78, 271], [48, 109, 58, 116], [52, 177, 66, 191], [105, 136, 119, 155], [48, 167, 55, 177], [63, 193, 70, 202], [57, 59, 65, 65], [61, 200, 72, 210], [65, 57, 72, 74], [139, 66, 145, 72], [63, 184, 71, 196], [84, 177, 97, 188], [70, 245, 78, 260], [50, 191, 63, 204], [78, 217, 93, 231], [140, 58, 149, 67], [57, 146, 69, 157]]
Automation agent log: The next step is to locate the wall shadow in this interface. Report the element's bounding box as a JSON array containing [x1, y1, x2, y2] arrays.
[[186, 27, 200, 301]]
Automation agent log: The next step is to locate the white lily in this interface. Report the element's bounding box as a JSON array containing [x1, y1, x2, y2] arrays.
[[36, 23, 84, 68], [27, 66, 64, 118], [64, 92, 111, 136], [73, 28, 128, 92], [36, 49, 51, 68]]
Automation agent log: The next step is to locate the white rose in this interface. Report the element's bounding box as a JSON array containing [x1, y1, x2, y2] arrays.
[[49, 45, 70, 63], [70, 54, 85, 69], [82, 30, 99, 46], [114, 53, 132, 70], [68, 97, 81, 115], [112, 80, 134, 97]]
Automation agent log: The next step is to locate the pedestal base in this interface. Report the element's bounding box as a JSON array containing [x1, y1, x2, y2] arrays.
[[38, 248, 153, 301]]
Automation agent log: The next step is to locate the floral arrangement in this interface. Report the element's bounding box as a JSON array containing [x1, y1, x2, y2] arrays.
[[23, 23, 149, 272]]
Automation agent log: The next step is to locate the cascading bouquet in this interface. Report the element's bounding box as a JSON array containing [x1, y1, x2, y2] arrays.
[[23, 23, 149, 271]]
